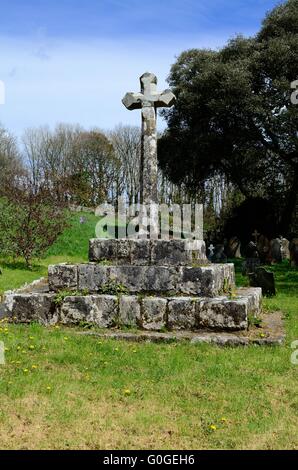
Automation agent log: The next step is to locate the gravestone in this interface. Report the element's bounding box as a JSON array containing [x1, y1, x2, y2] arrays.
[[280, 237, 290, 260], [227, 236, 241, 258], [246, 241, 259, 258], [270, 238, 282, 264], [208, 244, 215, 261], [211, 244, 227, 263], [242, 241, 260, 275], [257, 234, 270, 263], [290, 238, 298, 267], [249, 267, 276, 297], [252, 229, 260, 244]]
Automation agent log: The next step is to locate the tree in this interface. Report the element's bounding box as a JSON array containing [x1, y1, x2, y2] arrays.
[[69, 130, 119, 206], [22, 125, 120, 207], [109, 125, 141, 205], [0, 179, 68, 268], [109, 125, 205, 207], [0, 124, 24, 190], [159, 0, 298, 235], [22, 124, 82, 198]]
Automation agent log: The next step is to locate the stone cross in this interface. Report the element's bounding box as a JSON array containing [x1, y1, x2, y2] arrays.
[[122, 72, 176, 207], [208, 244, 215, 257]]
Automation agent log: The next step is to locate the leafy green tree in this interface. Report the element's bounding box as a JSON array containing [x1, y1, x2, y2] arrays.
[[0, 124, 24, 190], [0, 182, 69, 268], [69, 130, 119, 206], [159, 0, 298, 234]]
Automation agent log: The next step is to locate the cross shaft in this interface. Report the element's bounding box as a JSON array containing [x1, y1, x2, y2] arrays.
[[122, 73, 176, 207]]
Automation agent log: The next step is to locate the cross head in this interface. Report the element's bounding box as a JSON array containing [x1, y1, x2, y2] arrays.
[[122, 72, 175, 111]]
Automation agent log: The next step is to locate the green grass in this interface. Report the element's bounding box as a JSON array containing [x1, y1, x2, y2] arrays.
[[0, 219, 297, 449]]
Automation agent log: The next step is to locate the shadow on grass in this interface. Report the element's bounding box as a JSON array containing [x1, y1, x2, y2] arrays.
[[0, 258, 44, 272]]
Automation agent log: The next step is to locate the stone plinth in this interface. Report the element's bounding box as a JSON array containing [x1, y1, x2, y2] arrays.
[[48, 263, 235, 297], [89, 238, 208, 265], [0, 70, 265, 340], [4, 287, 262, 331]]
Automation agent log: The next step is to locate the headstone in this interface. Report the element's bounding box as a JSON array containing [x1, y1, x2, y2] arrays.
[[227, 236, 241, 258], [211, 244, 227, 263], [257, 234, 270, 263], [122, 73, 176, 237], [245, 241, 259, 258], [252, 229, 260, 243], [242, 241, 260, 275], [270, 238, 282, 263], [280, 237, 290, 260], [249, 267, 276, 297], [208, 244, 215, 261], [289, 238, 298, 267]]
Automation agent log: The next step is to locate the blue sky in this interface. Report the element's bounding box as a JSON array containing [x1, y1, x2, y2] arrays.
[[0, 0, 282, 137]]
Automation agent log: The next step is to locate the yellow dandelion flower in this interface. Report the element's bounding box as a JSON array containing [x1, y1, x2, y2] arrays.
[[123, 389, 131, 396], [221, 417, 227, 423], [115, 347, 119, 352], [63, 337, 69, 341], [260, 333, 266, 338], [17, 346, 21, 351], [23, 369, 29, 373], [54, 325, 60, 330], [29, 345, 35, 350], [98, 341, 102, 345], [31, 365, 38, 369], [4, 347, 10, 352], [132, 349, 137, 353], [29, 336, 34, 340], [210, 425, 217, 431], [46, 386, 52, 391]]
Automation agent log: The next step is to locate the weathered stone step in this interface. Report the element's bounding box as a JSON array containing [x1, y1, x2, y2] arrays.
[[78, 310, 285, 347], [48, 262, 235, 297], [89, 238, 208, 265], [4, 287, 261, 331]]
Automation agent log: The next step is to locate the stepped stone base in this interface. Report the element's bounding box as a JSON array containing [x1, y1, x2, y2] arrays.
[[48, 263, 235, 297], [80, 310, 285, 346], [89, 238, 208, 265], [3, 287, 262, 331]]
